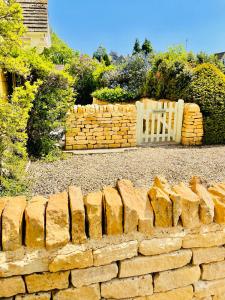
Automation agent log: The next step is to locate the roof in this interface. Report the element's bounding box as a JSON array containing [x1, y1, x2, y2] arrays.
[[215, 52, 225, 60], [17, 0, 48, 33]]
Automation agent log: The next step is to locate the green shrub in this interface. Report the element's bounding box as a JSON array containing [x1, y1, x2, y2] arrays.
[[0, 82, 39, 195], [186, 63, 225, 144], [92, 87, 134, 103]]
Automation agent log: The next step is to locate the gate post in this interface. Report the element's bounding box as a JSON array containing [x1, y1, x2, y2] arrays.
[[175, 99, 185, 143], [136, 101, 144, 145]]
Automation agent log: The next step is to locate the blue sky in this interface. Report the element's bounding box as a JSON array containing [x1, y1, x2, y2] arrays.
[[49, 0, 225, 55]]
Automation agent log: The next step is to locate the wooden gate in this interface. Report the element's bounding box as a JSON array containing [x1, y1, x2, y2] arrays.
[[136, 99, 184, 145]]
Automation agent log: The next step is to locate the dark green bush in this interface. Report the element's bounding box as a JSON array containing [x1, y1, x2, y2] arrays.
[[186, 63, 225, 144]]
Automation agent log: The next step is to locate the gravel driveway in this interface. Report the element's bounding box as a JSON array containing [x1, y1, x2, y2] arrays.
[[28, 145, 225, 196]]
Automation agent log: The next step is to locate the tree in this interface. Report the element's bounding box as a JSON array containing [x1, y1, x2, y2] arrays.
[[142, 38, 153, 56], [93, 46, 111, 66], [0, 0, 25, 56], [42, 32, 78, 65], [133, 39, 141, 55]]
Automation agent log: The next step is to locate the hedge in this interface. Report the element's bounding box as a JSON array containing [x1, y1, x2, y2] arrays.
[[186, 63, 225, 144]]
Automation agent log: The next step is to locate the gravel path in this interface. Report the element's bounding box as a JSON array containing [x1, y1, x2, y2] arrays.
[[28, 145, 225, 196]]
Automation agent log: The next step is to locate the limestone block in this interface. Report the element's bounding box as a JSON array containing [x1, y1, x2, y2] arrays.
[[25, 196, 47, 249], [25, 271, 69, 293], [101, 275, 153, 299], [46, 192, 70, 250], [135, 188, 154, 234], [192, 247, 225, 265], [0, 249, 49, 277], [213, 293, 225, 300], [211, 195, 225, 224], [148, 186, 172, 227], [93, 240, 138, 266], [0, 276, 25, 298], [15, 293, 51, 300], [85, 191, 103, 239], [103, 186, 123, 235], [53, 284, 100, 300], [183, 231, 225, 248], [117, 179, 139, 233], [194, 278, 225, 298], [190, 177, 214, 224], [0, 197, 7, 249], [154, 265, 200, 292], [143, 286, 193, 300], [119, 250, 192, 278], [49, 245, 93, 272], [69, 186, 86, 244], [139, 237, 182, 256], [202, 260, 225, 281], [153, 176, 181, 226], [172, 182, 200, 228], [71, 263, 118, 287], [2, 196, 27, 251], [209, 185, 225, 198]]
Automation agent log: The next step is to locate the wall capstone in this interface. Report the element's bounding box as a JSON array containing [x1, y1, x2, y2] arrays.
[[0, 176, 225, 299]]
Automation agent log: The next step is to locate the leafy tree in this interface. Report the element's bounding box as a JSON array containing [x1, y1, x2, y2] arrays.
[[68, 54, 99, 105], [142, 38, 153, 56], [133, 39, 141, 55], [93, 46, 111, 66], [42, 32, 78, 65]]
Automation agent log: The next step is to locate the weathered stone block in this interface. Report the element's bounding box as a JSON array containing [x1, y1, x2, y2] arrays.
[[0, 248, 49, 277], [69, 186, 86, 244], [183, 231, 225, 248], [101, 275, 153, 299], [2, 196, 27, 251], [25, 271, 69, 293], [93, 240, 138, 266], [53, 284, 100, 300], [148, 187, 173, 227], [49, 245, 93, 272], [154, 265, 200, 292], [71, 263, 118, 287], [119, 250, 192, 278], [212, 195, 225, 224], [194, 279, 225, 298], [46, 192, 70, 250], [117, 179, 139, 233], [103, 186, 123, 235], [143, 286, 193, 300], [172, 182, 200, 228], [135, 188, 154, 234], [85, 191, 102, 239], [192, 247, 225, 265], [190, 177, 214, 224], [202, 260, 225, 281], [15, 293, 51, 300], [25, 196, 47, 249], [0, 276, 25, 298], [139, 237, 182, 256]]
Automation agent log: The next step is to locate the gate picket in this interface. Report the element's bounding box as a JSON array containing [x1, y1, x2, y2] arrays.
[[136, 99, 184, 145]]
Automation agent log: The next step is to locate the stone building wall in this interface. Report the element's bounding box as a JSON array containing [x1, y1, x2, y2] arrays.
[[1, 176, 225, 299], [65, 104, 137, 150]]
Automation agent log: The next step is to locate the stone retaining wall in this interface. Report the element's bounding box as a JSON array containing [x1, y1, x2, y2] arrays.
[[65, 104, 137, 150], [1, 176, 225, 299]]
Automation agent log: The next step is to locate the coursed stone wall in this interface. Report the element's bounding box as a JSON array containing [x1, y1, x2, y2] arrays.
[[182, 103, 204, 146], [65, 104, 137, 150], [1, 176, 225, 299]]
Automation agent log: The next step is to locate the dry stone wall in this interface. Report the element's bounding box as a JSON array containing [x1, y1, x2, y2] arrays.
[[66, 104, 137, 150], [1, 176, 225, 299], [66, 101, 204, 150], [181, 103, 204, 146]]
